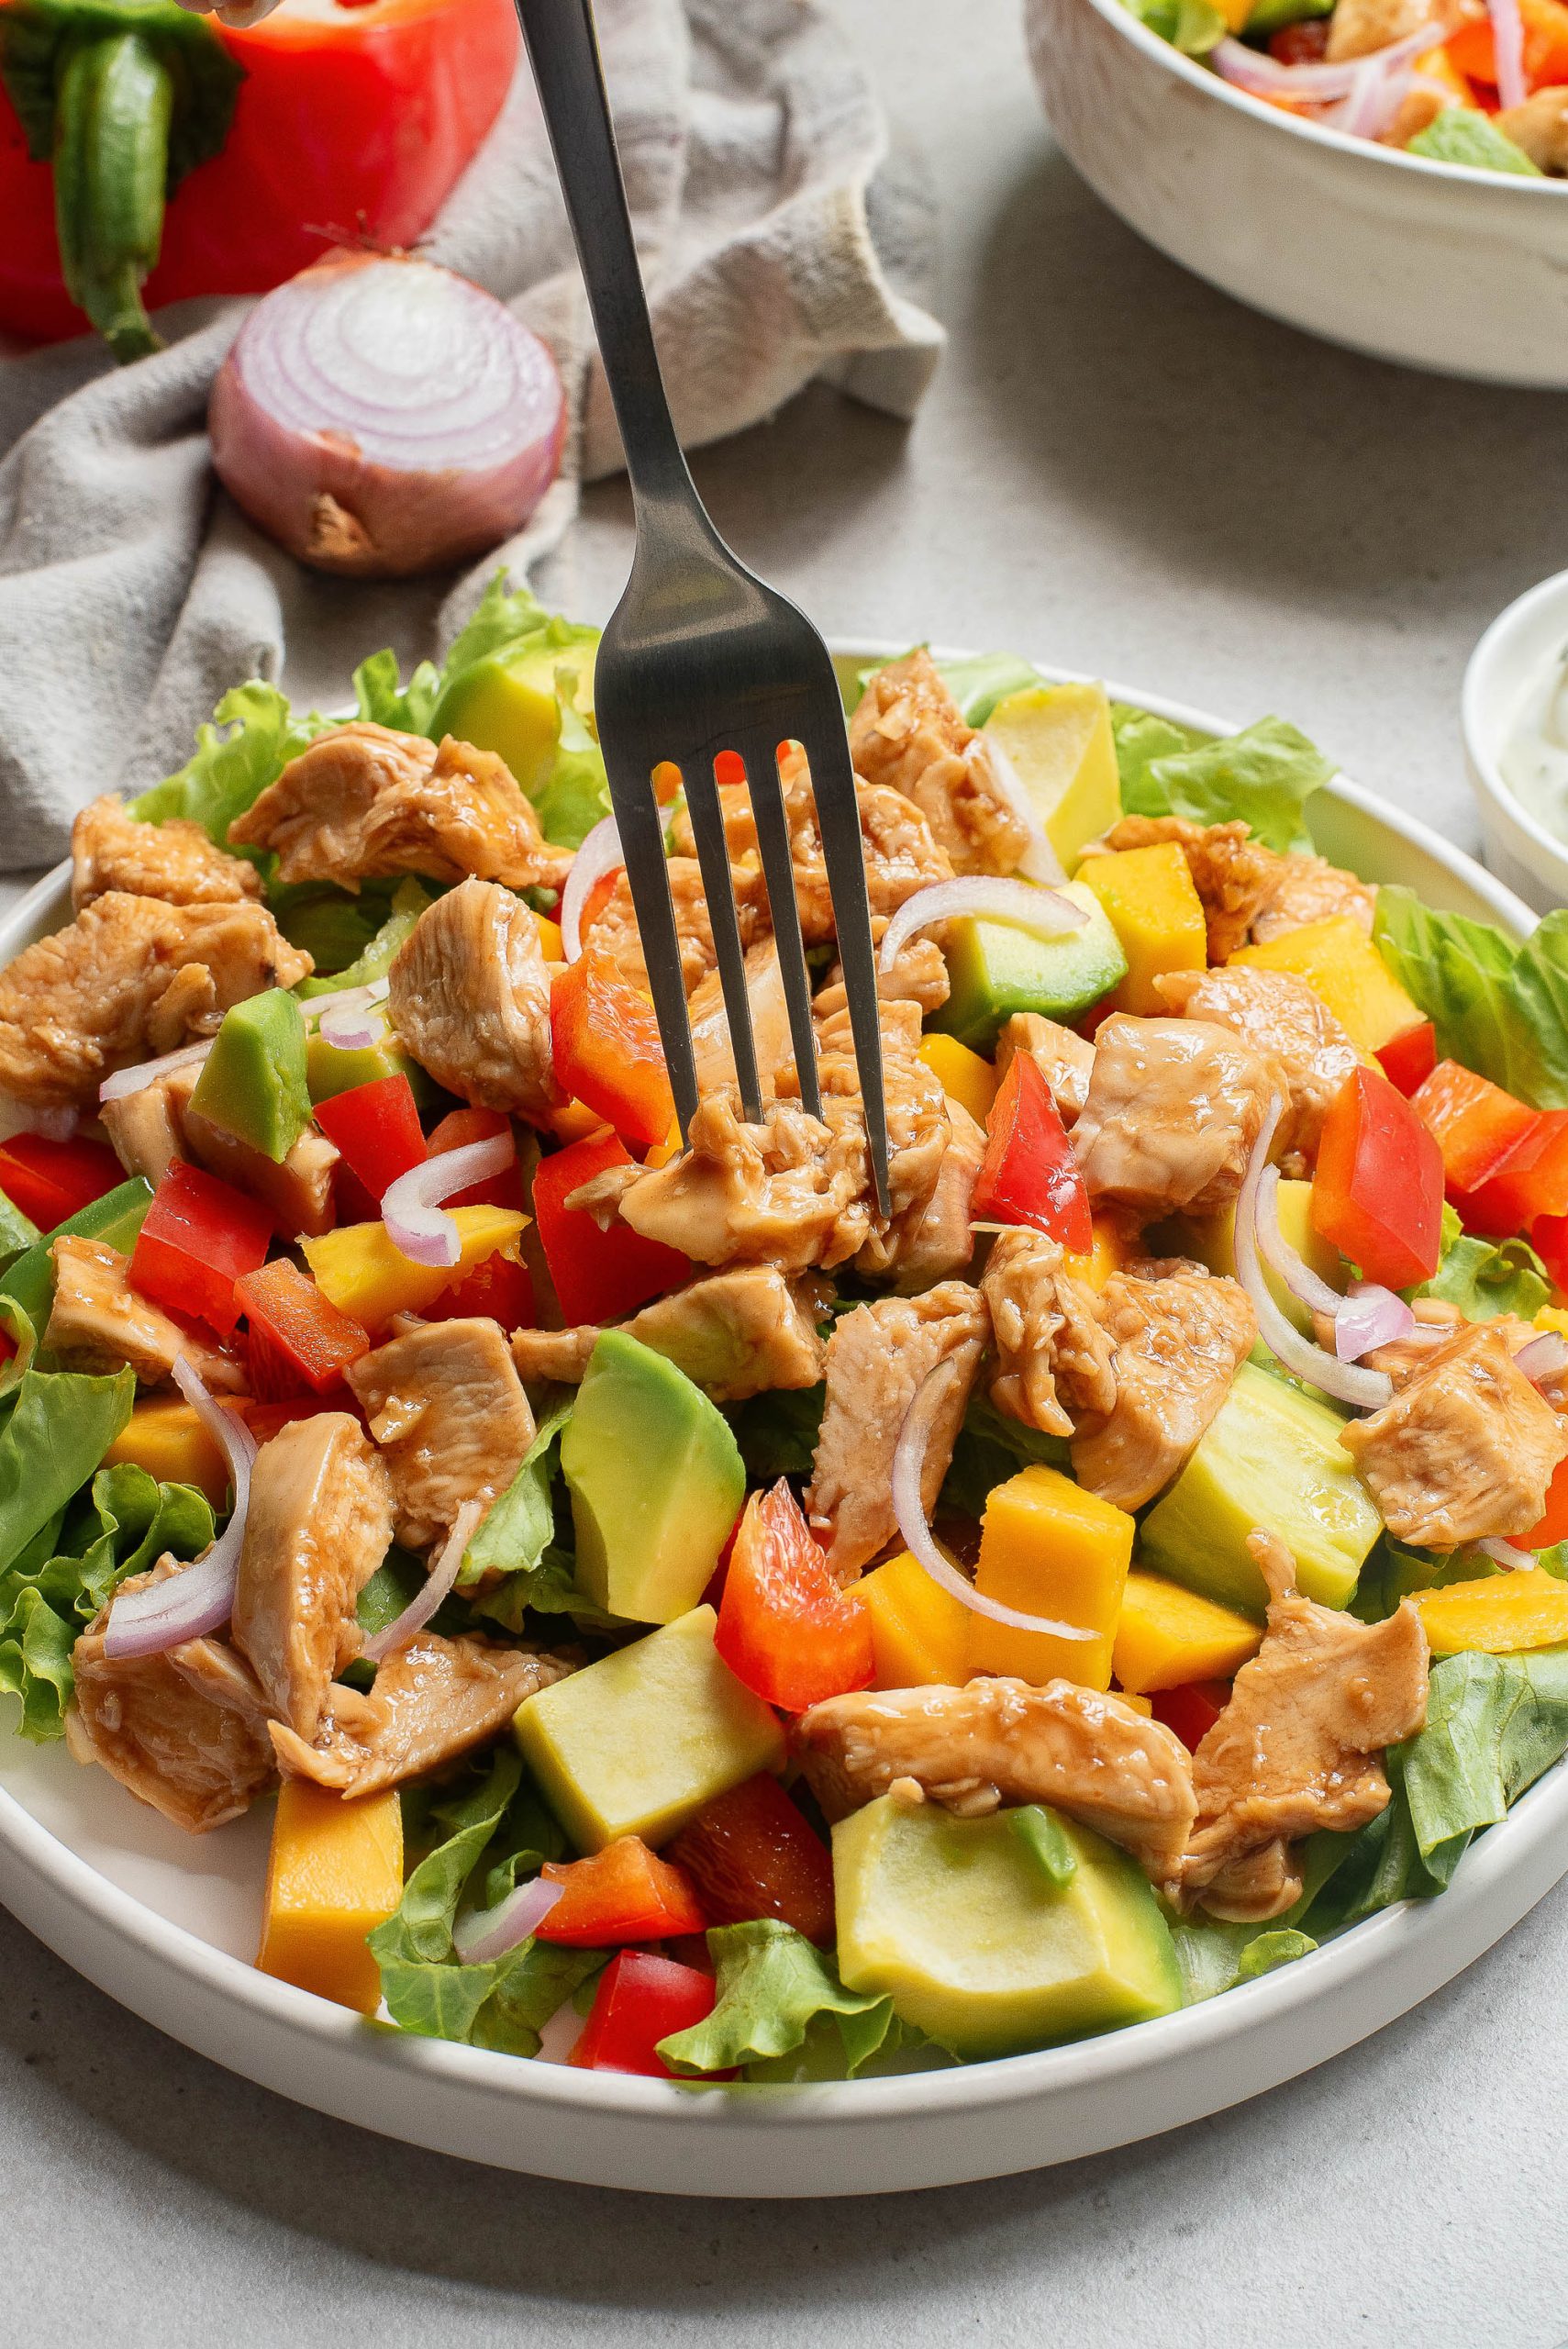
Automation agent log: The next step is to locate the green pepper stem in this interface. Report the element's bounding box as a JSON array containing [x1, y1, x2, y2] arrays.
[[53, 31, 172, 363]]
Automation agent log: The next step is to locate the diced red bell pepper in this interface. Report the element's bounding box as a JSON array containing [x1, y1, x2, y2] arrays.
[[233, 1258, 370, 1398], [1535, 1212, 1568, 1300], [129, 1161, 273, 1336], [1373, 1019, 1437, 1098], [312, 1074, 427, 1206], [666, 1773, 835, 1945], [1150, 1678, 1231, 1751], [1448, 0, 1568, 90], [569, 1950, 724, 2078], [1269, 17, 1329, 58], [1312, 1066, 1445, 1289], [1460, 1109, 1568, 1237], [578, 869, 622, 941], [531, 1130, 689, 1325], [971, 1050, 1093, 1252], [534, 1837, 706, 1946], [422, 1249, 536, 1329], [238, 1390, 361, 1444], [550, 949, 676, 1151], [1527, 1453, 1568, 1549], [715, 1479, 874, 1712], [0, 1132, 123, 1230], [426, 1107, 525, 1211], [1410, 1060, 1540, 1200]]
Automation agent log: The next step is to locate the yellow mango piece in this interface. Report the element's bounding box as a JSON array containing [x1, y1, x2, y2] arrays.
[[1231, 918, 1421, 1053], [1076, 843, 1207, 1018], [1409, 1567, 1568, 1656], [535, 912, 564, 962], [982, 684, 1123, 873], [918, 1033, 999, 1127], [1536, 1307, 1568, 1339], [546, 1100, 613, 1147], [103, 1397, 231, 1506], [968, 1464, 1134, 1688], [858, 1549, 973, 1688], [256, 1779, 404, 2015], [303, 1206, 527, 1330], [642, 1115, 684, 1170], [1184, 1177, 1344, 1334], [1063, 1215, 1125, 1294], [1112, 1567, 1263, 1694], [1113, 1688, 1153, 1716]]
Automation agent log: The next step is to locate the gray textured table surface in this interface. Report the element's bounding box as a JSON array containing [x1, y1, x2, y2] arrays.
[[6, 2, 1568, 2342]]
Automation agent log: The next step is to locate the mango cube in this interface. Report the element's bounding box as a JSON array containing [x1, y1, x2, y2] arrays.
[[967, 1465, 1134, 1688], [981, 683, 1122, 873], [103, 1397, 230, 1505], [1409, 1566, 1568, 1655], [303, 1206, 527, 1330], [1231, 918, 1421, 1053], [858, 1549, 973, 1688], [1077, 843, 1207, 1017], [1063, 1216, 1125, 1294], [917, 1033, 998, 1127], [256, 1779, 404, 2015], [1111, 1568, 1262, 1695]]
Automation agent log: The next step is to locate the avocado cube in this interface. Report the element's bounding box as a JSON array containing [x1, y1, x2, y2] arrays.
[[562, 1330, 745, 1624], [1180, 1178, 1346, 1337], [834, 1798, 1181, 2061], [514, 1605, 785, 1850], [186, 988, 310, 1164], [306, 1030, 439, 1111], [430, 640, 597, 797], [932, 880, 1127, 1053], [983, 684, 1122, 873]]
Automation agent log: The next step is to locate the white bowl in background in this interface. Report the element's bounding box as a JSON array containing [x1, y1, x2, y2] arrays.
[[1464, 568, 1568, 915], [1025, 0, 1568, 386]]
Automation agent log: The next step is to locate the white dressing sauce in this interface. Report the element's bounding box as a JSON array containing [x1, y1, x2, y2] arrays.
[[1501, 639, 1568, 841]]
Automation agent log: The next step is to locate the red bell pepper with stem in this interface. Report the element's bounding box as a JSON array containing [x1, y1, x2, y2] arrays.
[[570, 1950, 724, 2078], [312, 1074, 426, 1207], [534, 1837, 706, 1947], [666, 1773, 836, 1945], [550, 949, 676, 1151], [426, 1107, 525, 1210], [1373, 1019, 1437, 1098], [129, 1160, 273, 1336], [1150, 1679, 1231, 1752], [1311, 1066, 1444, 1290], [1409, 1060, 1540, 1200], [716, 1479, 874, 1712], [530, 1130, 689, 1324], [234, 1258, 370, 1398], [0, 1131, 122, 1230], [971, 1051, 1093, 1252]]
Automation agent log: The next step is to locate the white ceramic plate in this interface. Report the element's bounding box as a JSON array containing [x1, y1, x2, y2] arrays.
[[1463, 566, 1568, 917], [0, 648, 1551, 2198]]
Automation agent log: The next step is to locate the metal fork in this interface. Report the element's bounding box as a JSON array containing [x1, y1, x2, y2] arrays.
[[513, 0, 890, 1212]]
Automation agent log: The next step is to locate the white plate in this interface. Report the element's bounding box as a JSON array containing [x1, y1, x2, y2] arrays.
[[0, 649, 1549, 2198]]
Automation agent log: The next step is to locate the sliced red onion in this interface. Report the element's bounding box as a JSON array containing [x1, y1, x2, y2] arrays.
[[102, 1358, 256, 1660], [1236, 1099, 1394, 1412], [380, 1131, 515, 1268], [878, 877, 1086, 974], [452, 1874, 566, 1966], [1488, 0, 1529, 108], [98, 1039, 213, 1106], [361, 1498, 483, 1665], [25, 1105, 81, 1141], [1254, 1164, 1345, 1319], [1479, 1536, 1537, 1570], [315, 979, 391, 1053], [1211, 22, 1440, 102], [975, 740, 1067, 886], [1517, 1330, 1568, 1384], [1331, 52, 1413, 139], [534, 1998, 586, 2065], [560, 815, 624, 962], [1334, 1281, 1416, 1363], [892, 1364, 1094, 1640]]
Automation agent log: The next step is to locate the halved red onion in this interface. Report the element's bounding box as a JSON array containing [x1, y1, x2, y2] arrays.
[[103, 1358, 256, 1659], [975, 739, 1066, 887], [1236, 1099, 1394, 1412], [380, 1131, 515, 1268], [99, 1039, 213, 1106], [1487, 0, 1529, 108], [1516, 1330, 1568, 1386], [361, 1498, 483, 1665], [560, 815, 624, 962], [1254, 1164, 1345, 1319], [878, 876, 1086, 974], [315, 978, 391, 1053], [452, 1873, 566, 1967], [1334, 1281, 1416, 1363], [892, 1364, 1094, 1639], [1479, 1536, 1537, 1570]]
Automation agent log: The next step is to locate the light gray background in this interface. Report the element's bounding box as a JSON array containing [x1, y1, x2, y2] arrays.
[[4, 1, 1568, 2342]]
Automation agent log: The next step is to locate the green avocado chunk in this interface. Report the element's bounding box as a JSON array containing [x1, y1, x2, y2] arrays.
[[305, 1030, 440, 1112], [1140, 1360, 1382, 1618], [187, 988, 310, 1163], [931, 879, 1127, 1052], [561, 1329, 746, 1625], [833, 1798, 1182, 2060]]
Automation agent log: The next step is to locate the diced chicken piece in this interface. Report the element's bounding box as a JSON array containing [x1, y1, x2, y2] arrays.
[[1327, 0, 1440, 60], [270, 1630, 573, 1798], [886, 1100, 986, 1294], [1177, 1531, 1429, 1919], [809, 927, 951, 1024], [71, 796, 261, 913], [100, 1074, 183, 1189], [849, 651, 1030, 876], [68, 1582, 275, 1832], [809, 1001, 950, 1282], [586, 857, 769, 996], [388, 876, 558, 1120], [510, 1267, 828, 1402], [795, 1678, 1197, 1883], [993, 1011, 1095, 1125], [1340, 1321, 1568, 1553], [689, 940, 795, 1097], [1250, 852, 1377, 944], [228, 723, 571, 895], [229, 1415, 395, 1741], [349, 1316, 536, 1553], [1072, 1015, 1285, 1218], [1496, 87, 1568, 171], [0, 893, 310, 1112], [44, 1235, 246, 1392], [982, 1229, 1118, 1440], [806, 1283, 989, 1582], [102, 1065, 338, 1237], [1090, 814, 1280, 963], [1155, 964, 1362, 1163], [1071, 1259, 1255, 1511]]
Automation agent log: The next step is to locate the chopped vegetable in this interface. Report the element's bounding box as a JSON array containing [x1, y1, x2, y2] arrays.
[[187, 988, 309, 1163], [302, 1205, 527, 1330], [1149, 1678, 1232, 1752], [856, 1546, 973, 1689], [0, 1131, 121, 1230], [550, 948, 677, 1150], [1311, 1067, 1444, 1290], [969, 1464, 1134, 1688], [571, 1949, 722, 2078], [530, 1129, 689, 1325], [311, 1074, 427, 1206], [970, 1051, 1093, 1252], [257, 1781, 404, 2015], [128, 1160, 273, 1335], [534, 1836, 706, 1946], [1077, 841, 1207, 1016], [715, 1478, 874, 1711], [232, 1259, 369, 1398], [425, 1108, 526, 1211], [1111, 1568, 1262, 1695], [1373, 1019, 1437, 1097], [665, 1775, 836, 1946], [1410, 1059, 1540, 1200]]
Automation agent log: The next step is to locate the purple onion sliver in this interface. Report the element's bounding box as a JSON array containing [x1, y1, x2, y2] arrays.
[[1334, 1282, 1415, 1363], [1516, 1331, 1568, 1386], [877, 875, 1086, 975], [452, 1874, 566, 1966], [1478, 1537, 1537, 1571], [1254, 1164, 1345, 1319], [1236, 1099, 1394, 1412], [379, 1130, 516, 1269], [361, 1499, 482, 1664], [103, 1355, 255, 1660], [559, 814, 625, 963]]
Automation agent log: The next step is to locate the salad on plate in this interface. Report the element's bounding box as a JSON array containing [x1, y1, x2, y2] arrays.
[[3, 578, 1568, 2085]]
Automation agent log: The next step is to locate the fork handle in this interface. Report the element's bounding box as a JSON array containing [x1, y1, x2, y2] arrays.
[[513, 0, 694, 512]]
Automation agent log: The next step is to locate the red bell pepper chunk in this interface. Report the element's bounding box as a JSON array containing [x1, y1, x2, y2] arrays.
[[129, 1161, 273, 1336], [312, 1074, 427, 1206], [1528, 1453, 1568, 1549], [234, 1257, 370, 1398], [666, 1773, 836, 1945], [0, 1132, 123, 1230], [1373, 1019, 1437, 1097], [569, 1950, 724, 2078], [1311, 1066, 1444, 1290], [426, 1107, 526, 1210], [1460, 1109, 1568, 1237], [715, 1478, 874, 1712], [531, 1130, 689, 1324], [550, 949, 676, 1151], [970, 1050, 1093, 1253], [239, 1391, 361, 1445], [1410, 1060, 1540, 1199], [1535, 1212, 1568, 1301], [422, 1249, 536, 1329], [1150, 1678, 1231, 1752], [534, 1837, 706, 1947]]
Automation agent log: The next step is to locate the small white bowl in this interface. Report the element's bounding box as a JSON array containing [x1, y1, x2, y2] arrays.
[[1463, 568, 1568, 915]]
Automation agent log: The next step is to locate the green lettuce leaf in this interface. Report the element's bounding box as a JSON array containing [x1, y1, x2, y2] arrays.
[[932, 651, 1043, 729], [1117, 0, 1226, 45], [130, 682, 321, 852], [1111, 704, 1208, 814], [1414, 1214, 1550, 1322], [437, 573, 550, 683], [727, 1384, 827, 1482], [940, 1394, 1070, 1521], [1409, 108, 1542, 177], [1373, 891, 1568, 1109], [0, 1191, 39, 1267], [656, 1920, 901, 2080], [532, 686, 610, 849], [461, 1399, 570, 1592], [1351, 1535, 1492, 1624], [295, 879, 435, 998], [0, 1368, 135, 1580], [1170, 1919, 1317, 2004], [1115, 713, 1332, 853]]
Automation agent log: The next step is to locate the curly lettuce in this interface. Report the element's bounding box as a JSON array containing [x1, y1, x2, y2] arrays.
[[657, 1920, 903, 2081], [1112, 708, 1333, 853], [1373, 891, 1568, 1110]]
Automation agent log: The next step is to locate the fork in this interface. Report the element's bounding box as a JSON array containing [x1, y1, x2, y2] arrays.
[[513, 0, 890, 1212]]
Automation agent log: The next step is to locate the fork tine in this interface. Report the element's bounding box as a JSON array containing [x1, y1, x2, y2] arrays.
[[603, 751, 699, 1141], [802, 725, 890, 1217], [741, 733, 822, 1122], [682, 756, 763, 1123]]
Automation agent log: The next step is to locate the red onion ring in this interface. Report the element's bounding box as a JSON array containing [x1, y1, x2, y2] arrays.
[[1516, 1330, 1568, 1385], [102, 1358, 256, 1659], [891, 1364, 1094, 1639], [361, 1498, 483, 1664], [1254, 1164, 1345, 1319], [1334, 1281, 1416, 1363], [452, 1873, 566, 1966], [99, 1040, 213, 1106], [560, 815, 624, 962], [380, 1132, 516, 1269], [878, 877, 1087, 974], [1237, 1099, 1394, 1412], [1479, 1537, 1537, 1570], [1487, 0, 1529, 108]]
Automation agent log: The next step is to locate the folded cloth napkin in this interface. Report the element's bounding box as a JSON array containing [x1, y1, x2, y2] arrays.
[[0, 0, 942, 871]]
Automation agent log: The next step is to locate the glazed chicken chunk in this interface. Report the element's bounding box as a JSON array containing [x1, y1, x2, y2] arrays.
[[71, 795, 261, 913], [586, 857, 769, 996], [885, 1098, 986, 1294], [849, 650, 1030, 876], [44, 1235, 246, 1392], [993, 1011, 1096, 1125], [228, 722, 572, 895], [350, 1316, 536, 1554], [812, 1000, 950, 1281], [1496, 88, 1568, 170], [1155, 964, 1362, 1163], [510, 1267, 828, 1403], [981, 1229, 1117, 1440], [1071, 1260, 1257, 1511], [1249, 851, 1377, 944], [1072, 1015, 1284, 1218], [69, 1592, 275, 1834], [1325, 0, 1435, 60], [1088, 814, 1281, 963], [387, 875, 558, 1121], [100, 1063, 338, 1236]]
